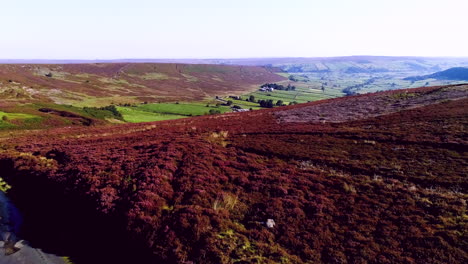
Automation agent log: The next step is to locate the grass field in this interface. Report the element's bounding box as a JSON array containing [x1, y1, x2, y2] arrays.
[[138, 102, 231, 116], [225, 99, 263, 110], [116, 107, 187, 123], [243, 81, 342, 105], [117, 102, 232, 123], [0, 111, 41, 129], [0, 111, 38, 120]]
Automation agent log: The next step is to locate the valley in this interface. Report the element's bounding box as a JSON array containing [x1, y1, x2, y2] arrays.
[[0, 83, 466, 263]]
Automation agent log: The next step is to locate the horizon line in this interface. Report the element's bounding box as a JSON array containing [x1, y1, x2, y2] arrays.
[[2, 55, 468, 61]]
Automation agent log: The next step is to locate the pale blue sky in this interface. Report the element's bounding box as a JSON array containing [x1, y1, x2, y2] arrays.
[[1, 0, 467, 59]]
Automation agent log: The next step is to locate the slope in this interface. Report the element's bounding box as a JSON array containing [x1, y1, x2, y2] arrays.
[[0, 84, 466, 264], [404, 67, 468, 81], [0, 63, 285, 106]]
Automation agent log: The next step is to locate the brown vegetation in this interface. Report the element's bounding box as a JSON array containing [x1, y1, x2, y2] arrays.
[[0, 84, 466, 264], [0, 63, 285, 105]]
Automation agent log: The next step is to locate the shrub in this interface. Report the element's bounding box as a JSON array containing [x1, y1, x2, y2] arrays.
[[0, 177, 11, 192], [208, 109, 221, 115]]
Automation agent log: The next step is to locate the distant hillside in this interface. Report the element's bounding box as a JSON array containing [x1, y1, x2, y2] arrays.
[[0, 63, 285, 106], [404, 67, 468, 81]]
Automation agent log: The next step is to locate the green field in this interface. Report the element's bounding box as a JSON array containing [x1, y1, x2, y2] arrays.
[[117, 102, 232, 123], [117, 107, 187, 123], [138, 102, 231, 116], [0, 111, 41, 129], [240, 82, 341, 105], [0, 111, 38, 120]]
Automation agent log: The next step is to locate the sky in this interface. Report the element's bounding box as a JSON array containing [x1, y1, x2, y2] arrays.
[[1, 0, 467, 59]]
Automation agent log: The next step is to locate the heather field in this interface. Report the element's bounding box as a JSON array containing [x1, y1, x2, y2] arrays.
[[3, 0, 468, 262], [0, 63, 285, 106], [0, 84, 466, 264]]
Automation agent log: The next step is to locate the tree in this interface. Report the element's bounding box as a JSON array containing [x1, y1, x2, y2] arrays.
[[249, 95, 255, 102], [208, 109, 221, 115], [266, 99, 274, 108], [276, 100, 284, 106], [259, 99, 274, 108]]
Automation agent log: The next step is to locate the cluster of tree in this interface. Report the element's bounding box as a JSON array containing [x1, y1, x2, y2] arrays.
[[83, 105, 123, 120], [261, 83, 296, 91], [288, 75, 310, 82], [115, 103, 136, 107], [258, 99, 285, 108], [99, 105, 122, 118], [258, 99, 274, 108]]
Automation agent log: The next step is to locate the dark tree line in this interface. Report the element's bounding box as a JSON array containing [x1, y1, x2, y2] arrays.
[[261, 83, 296, 91], [258, 99, 274, 108], [258, 99, 285, 108]]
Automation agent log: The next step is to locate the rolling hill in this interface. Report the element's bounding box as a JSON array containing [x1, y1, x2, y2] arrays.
[[0, 63, 285, 130], [0, 63, 285, 106], [404, 67, 468, 81], [0, 84, 466, 264]]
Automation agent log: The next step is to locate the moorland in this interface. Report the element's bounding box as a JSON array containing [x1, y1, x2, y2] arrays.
[[0, 57, 467, 263], [0, 82, 466, 263]]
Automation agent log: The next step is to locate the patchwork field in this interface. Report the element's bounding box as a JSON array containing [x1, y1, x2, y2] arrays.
[[204, 56, 468, 97], [1, 58, 467, 134]]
